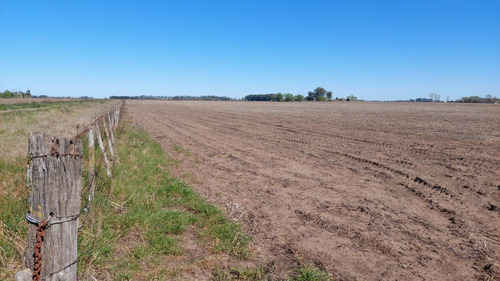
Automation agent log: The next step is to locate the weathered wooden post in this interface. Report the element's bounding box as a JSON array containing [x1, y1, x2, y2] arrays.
[[95, 120, 112, 177], [102, 116, 114, 160], [23, 133, 82, 281], [115, 103, 121, 125], [108, 112, 115, 145], [88, 125, 95, 207]]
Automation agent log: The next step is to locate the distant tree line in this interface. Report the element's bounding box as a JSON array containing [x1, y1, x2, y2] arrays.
[[408, 93, 442, 102], [406, 94, 499, 103], [244, 93, 304, 102], [1, 90, 92, 99], [7, 89, 495, 103], [245, 87, 359, 102], [1, 89, 32, 98], [109, 95, 232, 101], [457, 95, 499, 103], [409, 98, 434, 102]]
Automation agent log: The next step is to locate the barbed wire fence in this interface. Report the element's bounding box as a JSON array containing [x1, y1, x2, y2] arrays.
[[15, 101, 124, 281]]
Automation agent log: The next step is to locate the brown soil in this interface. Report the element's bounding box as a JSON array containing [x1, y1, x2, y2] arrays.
[[127, 100, 500, 280]]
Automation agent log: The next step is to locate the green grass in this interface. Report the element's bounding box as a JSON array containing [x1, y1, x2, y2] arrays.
[[0, 101, 50, 111], [212, 264, 274, 281], [290, 265, 331, 281], [212, 264, 330, 281], [0, 158, 28, 279], [77, 121, 249, 279], [173, 143, 192, 156]]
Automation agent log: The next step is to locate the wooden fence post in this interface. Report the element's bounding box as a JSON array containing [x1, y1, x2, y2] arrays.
[[115, 104, 121, 125], [96, 120, 112, 177], [88, 125, 95, 207], [107, 113, 116, 146], [25, 133, 81, 281], [102, 116, 114, 160], [110, 110, 116, 130]]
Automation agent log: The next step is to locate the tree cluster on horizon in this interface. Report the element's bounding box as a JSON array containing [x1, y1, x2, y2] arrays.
[[1, 89, 32, 98], [244, 93, 303, 102], [457, 95, 499, 103], [0, 90, 92, 99], [245, 87, 340, 102], [306, 87, 333, 101]]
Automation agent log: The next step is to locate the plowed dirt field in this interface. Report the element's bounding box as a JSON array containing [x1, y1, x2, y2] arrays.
[[127, 100, 500, 280]]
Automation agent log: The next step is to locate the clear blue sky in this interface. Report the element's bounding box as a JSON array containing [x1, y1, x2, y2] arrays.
[[1, 0, 499, 100]]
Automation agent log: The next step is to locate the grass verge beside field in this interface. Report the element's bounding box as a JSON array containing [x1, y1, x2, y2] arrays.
[[77, 121, 249, 280]]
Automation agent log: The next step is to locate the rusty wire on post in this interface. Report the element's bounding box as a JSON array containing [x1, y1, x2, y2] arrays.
[[26, 213, 80, 281], [32, 220, 47, 281]]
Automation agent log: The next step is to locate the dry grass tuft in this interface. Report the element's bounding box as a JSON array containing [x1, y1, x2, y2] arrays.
[[0, 221, 25, 270]]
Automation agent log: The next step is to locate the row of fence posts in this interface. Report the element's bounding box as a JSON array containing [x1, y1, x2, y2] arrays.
[[15, 101, 124, 281]]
